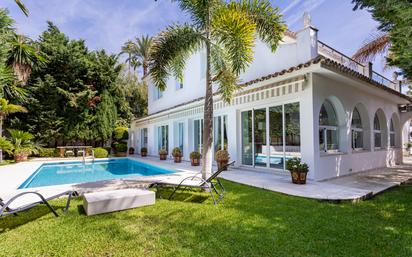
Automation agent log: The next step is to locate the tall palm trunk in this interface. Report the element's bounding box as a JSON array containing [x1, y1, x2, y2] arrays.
[[201, 8, 213, 179], [143, 61, 148, 77], [0, 115, 3, 137]]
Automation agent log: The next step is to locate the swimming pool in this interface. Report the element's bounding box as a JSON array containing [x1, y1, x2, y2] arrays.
[[19, 158, 174, 189]]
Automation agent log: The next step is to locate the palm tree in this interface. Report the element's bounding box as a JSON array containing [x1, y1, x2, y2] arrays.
[[149, 0, 285, 178], [120, 40, 136, 75], [352, 33, 391, 64], [7, 34, 43, 85], [0, 98, 27, 136], [134, 35, 153, 77]]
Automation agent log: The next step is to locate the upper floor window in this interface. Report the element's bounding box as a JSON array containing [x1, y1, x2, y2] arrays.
[[175, 78, 183, 90], [319, 100, 339, 152], [390, 118, 395, 147], [154, 87, 163, 100], [351, 107, 363, 150], [373, 114, 382, 149]]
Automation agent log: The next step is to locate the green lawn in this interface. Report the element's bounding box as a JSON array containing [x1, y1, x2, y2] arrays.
[[1, 180, 411, 257]]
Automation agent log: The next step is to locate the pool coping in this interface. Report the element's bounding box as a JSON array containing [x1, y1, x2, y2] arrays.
[[0, 157, 198, 197]]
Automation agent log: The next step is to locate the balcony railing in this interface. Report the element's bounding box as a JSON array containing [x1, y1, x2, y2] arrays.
[[318, 40, 397, 91]]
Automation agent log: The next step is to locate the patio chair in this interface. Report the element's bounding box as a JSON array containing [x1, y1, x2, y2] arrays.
[[151, 161, 235, 205], [0, 190, 77, 218]]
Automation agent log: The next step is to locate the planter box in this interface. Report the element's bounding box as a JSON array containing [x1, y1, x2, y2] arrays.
[[159, 154, 167, 160], [173, 156, 182, 163], [216, 160, 229, 171], [141, 152, 147, 157]]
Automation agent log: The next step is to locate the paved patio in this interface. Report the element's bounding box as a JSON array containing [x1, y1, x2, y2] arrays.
[[0, 155, 412, 201]]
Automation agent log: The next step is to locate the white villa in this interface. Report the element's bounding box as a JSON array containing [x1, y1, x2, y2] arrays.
[[129, 18, 412, 181]]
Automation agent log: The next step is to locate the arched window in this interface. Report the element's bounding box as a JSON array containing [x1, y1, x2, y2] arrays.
[[390, 118, 395, 147], [319, 100, 339, 152], [351, 107, 363, 150], [373, 114, 382, 149]]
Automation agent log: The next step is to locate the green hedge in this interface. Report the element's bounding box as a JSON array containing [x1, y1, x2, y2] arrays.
[[94, 147, 109, 158], [39, 148, 59, 157]]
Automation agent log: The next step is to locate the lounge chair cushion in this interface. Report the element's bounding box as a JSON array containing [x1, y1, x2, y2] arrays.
[[83, 189, 155, 216]]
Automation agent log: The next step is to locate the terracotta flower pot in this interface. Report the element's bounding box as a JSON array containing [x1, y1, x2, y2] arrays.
[[14, 154, 28, 163], [290, 170, 307, 184], [141, 151, 147, 157], [191, 158, 200, 166], [160, 154, 167, 160], [216, 160, 229, 171], [173, 155, 182, 163]]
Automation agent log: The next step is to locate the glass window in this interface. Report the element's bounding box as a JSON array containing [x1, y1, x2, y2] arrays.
[[374, 114, 382, 148], [269, 105, 283, 169], [214, 115, 228, 153], [319, 100, 339, 152], [254, 108, 267, 167], [178, 122, 184, 153], [157, 125, 168, 152], [351, 107, 363, 150], [241, 111, 253, 165], [140, 128, 148, 149], [154, 87, 163, 100], [194, 119, 203, 153], [175, 78, 183, 90], [390, 119, 395, 147]]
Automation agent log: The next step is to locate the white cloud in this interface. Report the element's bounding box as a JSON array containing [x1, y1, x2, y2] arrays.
[[281, 0, 303, 14], [284, 0, 327, 28]]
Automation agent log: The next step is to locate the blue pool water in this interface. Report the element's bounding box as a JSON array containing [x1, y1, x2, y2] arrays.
[[19, 158, 174, 189]]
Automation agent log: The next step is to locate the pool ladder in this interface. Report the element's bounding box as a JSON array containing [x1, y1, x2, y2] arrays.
[[82, 149, 95, 163]]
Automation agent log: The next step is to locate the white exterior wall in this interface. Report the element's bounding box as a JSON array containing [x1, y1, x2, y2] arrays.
[[148, 27, 318, 115], [312, 73, 403, 180]]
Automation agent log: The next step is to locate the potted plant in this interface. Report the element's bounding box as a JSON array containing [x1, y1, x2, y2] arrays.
[[4, 129, 42, 163], [405, 142, 412, 156], [141, 147, 148, 157], [128, 147, 135, 155], [215, 149, 230, 170], [286, 157, 309, 184], [114, 142, 128, 157], [159, 148, 168, 160], [190, 151, 201, 166], [172, 147, 182, 163]]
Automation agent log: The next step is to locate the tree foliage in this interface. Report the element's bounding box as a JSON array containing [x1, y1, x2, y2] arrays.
[[352, 0, 412, 78], [12, 22, 131, 146]]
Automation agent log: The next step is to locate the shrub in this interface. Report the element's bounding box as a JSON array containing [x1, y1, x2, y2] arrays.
[[103, 146, 112, 154], [159, 148, 168, 155], [190, 151, 201, 159], [94, 147, 109, 158], [215, 150, 229, 161], [172, 147, 182, 157], [39, 148, 59, 157], [113, 127, 129, 141], [286, 157, 309, 173], [113, 142, 127, 153]]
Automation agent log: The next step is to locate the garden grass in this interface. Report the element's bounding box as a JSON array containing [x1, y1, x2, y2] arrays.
[[1, 180, 411, 256]]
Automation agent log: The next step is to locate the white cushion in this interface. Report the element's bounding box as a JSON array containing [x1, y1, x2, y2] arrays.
[[83, 189, 155, 216]]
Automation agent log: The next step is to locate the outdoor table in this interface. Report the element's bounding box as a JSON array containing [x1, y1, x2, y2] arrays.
[[57, 146, 93, 157]]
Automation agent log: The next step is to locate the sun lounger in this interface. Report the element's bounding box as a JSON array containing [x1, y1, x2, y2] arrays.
[[151, 161, 235, 204], [0, 190, 77, 218]]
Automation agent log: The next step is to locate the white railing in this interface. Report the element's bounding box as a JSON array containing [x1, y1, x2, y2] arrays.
[[318, 40, 397, 91]]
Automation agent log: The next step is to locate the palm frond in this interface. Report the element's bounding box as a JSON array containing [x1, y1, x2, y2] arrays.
[[212, 5, 256, 75], [14, 0, 29, 16], [352, 33, 391, 63], [231, 0, 286, 51], [149, 24, 203, 90], [172, 0, 222, 29]]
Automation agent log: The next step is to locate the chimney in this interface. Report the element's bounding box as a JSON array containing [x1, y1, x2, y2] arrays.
[[296, 12, 318, 63]]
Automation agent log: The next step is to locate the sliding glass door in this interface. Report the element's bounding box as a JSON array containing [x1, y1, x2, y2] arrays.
[[194, 119, 203, 153], [241, 111, 253, 165], [241, 102, 301, 171], [214, 115, 228, 153], [157, 125, 168, 152], [254, 108, 267, 167]]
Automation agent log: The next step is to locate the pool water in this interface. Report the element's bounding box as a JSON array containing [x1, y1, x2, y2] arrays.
[[19, 158, 174, 189]]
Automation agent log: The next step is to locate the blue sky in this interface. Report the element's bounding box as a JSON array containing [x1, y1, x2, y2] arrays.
[[3, 0, 387, 74]]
